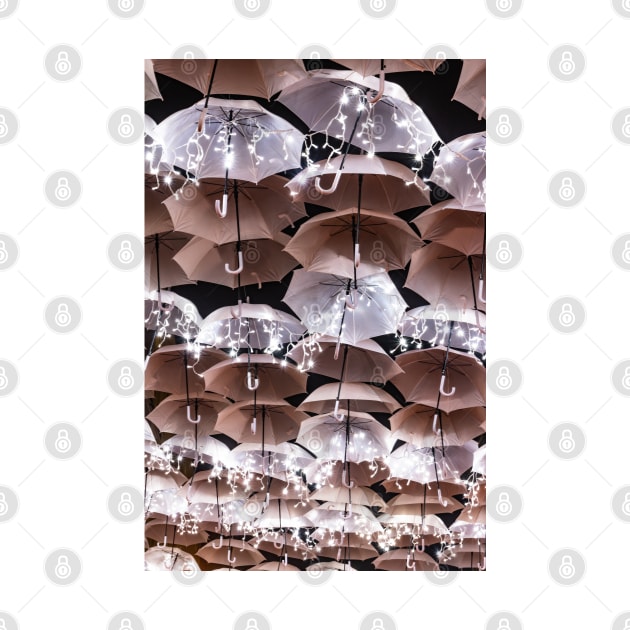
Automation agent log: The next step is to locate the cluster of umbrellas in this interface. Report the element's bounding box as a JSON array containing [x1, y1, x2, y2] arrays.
[[143, 59, 486, 572]]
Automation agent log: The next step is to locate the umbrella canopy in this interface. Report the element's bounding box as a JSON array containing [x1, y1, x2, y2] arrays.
[[145, 177, 174, 235], [203, 354, 307, 401], [145, 546, 200, 572], [399, 305, 486, 356], [389, 405, 485, 448], [252, 498, 315, 529], [145, 343, 228, 396], [452, 60, 486, 120], [154, 97, 305, 183], [144, 289, 202, 340], [287, 336, 403, 382], [248, 561, 300, 571], [412, 200, 485, 255], [304, 460, 390, 488], [215, 398, 307, 445], [144, 59, 163, 102], [298, 382, 402, 416], [372, 548, 438, 571], [392, 346, 486, 412], [164, 176, 306, 244], [404, 243, 485, 320], [173, 233, 298, 288], [197, 537, 264, 567], [146, 392, 228, 435], [278, 68, 440, 156], [197, 303, 306, 352], [430, 132, 486, 209], [286, 154, 430, 212], [284, 207, 423, 277], [310, 485, 387, 511], [297, 411, 394, 462], [334, 59, 445, 76], [145, 232, 195, 291], [152, 59, 308, 100], [283, 270, 407, 344]]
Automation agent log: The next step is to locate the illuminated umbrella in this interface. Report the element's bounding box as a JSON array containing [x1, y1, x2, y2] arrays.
[[304, 460, 390, 488], [144, 59, 162, 101], [310, 485, 387, 511], [144, 289, 202, 341], [197, 303, 306, 352], [145, 546, 200, 572], [248, 561, 300, 571], [298, 382, 401, 416], [430, 132, 486, 210], [197, 538, 264, 567], [153, 97, 304, 184], [334, 59, 445, 78], [278, 69, 440, 156], [283, 270, 407, 344]]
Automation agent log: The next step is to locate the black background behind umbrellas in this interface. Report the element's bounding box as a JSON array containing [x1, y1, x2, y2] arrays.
[[145, 59, 485, 570]]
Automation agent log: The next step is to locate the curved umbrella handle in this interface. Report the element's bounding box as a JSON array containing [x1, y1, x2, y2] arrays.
[[210, 535, 223, 549], [439, 373, 456, 396], [251, 272, 262, 290], [432, 412, 440, 435], [314, 169, 342, 195], [367, 69, 385, 104], [283, 552, 288, 566], [354, 243, 360, 268], [273, 539, 284, 549], [250, 416, 256, 434], [187, 405, 201, 424], [246, 368, 259, 391], [341, 469, 355, 489], [225, 251, 243, 275], [215, 193, 228, 218], [418, 538, 425, 552], [478, 278, 486, 304], [227, 548, 236, 564], [406, 552, 415, 570], [277, 213, 295, 229], [477, 557, 486, 571], [196, 106, 208, 133], [438, 488, 447, 507], [156, 535, 167, 548], [337, 547, 342, 562], [332, 399, 344, 422]]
